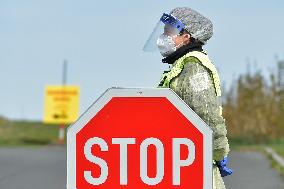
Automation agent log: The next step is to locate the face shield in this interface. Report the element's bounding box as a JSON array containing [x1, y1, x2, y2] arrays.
[[143, 13, 185, 52]]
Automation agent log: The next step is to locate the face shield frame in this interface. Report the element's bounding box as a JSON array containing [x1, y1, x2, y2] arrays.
[[143, 13, 186, 52]]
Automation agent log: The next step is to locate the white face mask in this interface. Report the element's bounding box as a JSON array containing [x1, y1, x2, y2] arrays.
[[156, 34, 183, 57]]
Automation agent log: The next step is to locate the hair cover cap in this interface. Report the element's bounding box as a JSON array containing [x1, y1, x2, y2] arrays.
[[170, 7, 213, 44]]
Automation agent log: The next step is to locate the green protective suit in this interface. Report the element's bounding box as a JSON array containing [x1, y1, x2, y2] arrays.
[[158, 51, 229, 189]]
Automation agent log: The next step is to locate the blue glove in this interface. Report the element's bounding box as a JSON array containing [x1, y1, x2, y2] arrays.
[[216, 157, 234, 177]]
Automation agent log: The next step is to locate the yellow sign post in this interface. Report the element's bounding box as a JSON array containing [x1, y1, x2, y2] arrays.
[[44, 85, 80, 124]]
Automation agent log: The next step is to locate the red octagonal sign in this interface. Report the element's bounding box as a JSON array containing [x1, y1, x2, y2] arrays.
[[67, 88, 213, 189]]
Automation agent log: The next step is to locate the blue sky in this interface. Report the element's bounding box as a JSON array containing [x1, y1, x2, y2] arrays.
[[0, 1, 284, 120]]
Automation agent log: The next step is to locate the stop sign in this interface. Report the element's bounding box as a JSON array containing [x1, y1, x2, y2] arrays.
[[67, 88, 213, 189]]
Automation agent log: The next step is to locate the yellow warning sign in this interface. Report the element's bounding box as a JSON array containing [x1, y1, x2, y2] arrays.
[[43, 85, 80, 124]]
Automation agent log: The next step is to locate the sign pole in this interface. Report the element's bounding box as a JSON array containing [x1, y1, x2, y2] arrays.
[[59, 123, 65, 144], [58, 59, 68, 144]]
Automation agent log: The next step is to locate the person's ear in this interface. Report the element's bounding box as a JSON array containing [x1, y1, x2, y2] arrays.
[[183, 33, 191, 44]]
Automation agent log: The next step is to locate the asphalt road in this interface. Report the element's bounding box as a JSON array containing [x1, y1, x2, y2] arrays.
[[223, 151, 284, 189], [0, 147, 283, 189], [0, 146, 66, 189]]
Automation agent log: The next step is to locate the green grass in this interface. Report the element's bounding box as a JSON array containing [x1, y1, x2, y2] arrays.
[[265, 149, 284, 177], [229, 138, 284, 157], [229, 137, 267, 152], [267, 140, 284, 176], [0, 120, 64, 146], [268, 139, 284, 157]]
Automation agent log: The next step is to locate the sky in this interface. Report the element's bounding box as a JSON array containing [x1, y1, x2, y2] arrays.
[[0, 0, 284, 120]]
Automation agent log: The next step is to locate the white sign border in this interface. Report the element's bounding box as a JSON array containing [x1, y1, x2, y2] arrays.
[[67, 87, 213, 189]]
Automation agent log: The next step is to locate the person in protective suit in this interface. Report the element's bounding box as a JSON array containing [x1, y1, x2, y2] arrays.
[[143, 7, 233, 189]]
